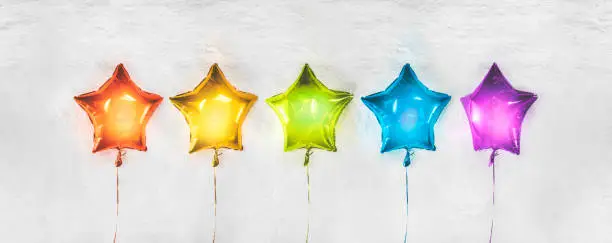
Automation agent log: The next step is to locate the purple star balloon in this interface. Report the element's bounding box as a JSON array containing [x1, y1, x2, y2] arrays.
[[461, 63, 537, 165]]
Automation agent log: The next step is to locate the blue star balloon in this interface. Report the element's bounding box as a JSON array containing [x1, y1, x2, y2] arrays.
[[362, 64, 451, 166]]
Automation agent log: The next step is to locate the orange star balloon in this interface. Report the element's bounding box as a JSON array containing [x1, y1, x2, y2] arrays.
[[170, 64, 257, 166], [75, 64, 163, 166]]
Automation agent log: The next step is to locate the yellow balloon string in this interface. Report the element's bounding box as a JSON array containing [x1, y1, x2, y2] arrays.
[[304, 148, 312, 243], [212, 148, 219, 243], [212, 148, 220, 167]]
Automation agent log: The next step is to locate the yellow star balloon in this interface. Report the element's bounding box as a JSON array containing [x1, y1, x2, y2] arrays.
[[170, 64, 257, 166], [267, 64, 353, 162]]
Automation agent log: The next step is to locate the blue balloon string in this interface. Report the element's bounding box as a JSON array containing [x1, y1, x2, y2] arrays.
[[403, 150, 414, 167], [403, 166, 409, 243]]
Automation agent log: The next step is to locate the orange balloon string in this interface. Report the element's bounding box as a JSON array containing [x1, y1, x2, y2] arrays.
[[113, 149, 123, 243], [115, 149, 124, 167]]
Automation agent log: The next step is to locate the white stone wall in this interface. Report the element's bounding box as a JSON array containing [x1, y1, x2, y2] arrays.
[[0, 0, 611, 242]]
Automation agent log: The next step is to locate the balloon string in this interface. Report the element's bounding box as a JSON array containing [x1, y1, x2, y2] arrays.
[[113, 158, 121, 243], [403, 166, 409, 243], [304, 147, 313, 166], [212, 148, 220, 243], [115, 149, 124, 167], [488, 150, 497, 167], [212, 166, 217, 243], [305, 148, 312, 243], [489, 150, 497, 243], [212, 148, 220, 167], [305, 163, 311, 243]]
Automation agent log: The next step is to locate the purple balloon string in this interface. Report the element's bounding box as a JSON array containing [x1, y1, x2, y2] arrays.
[[488, 150, 497, 243], [488, 150, 498, 167]]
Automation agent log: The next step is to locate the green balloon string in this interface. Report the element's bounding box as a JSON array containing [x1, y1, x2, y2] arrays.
[[304, 148, 312, 243], [303, 148, 313, 166]]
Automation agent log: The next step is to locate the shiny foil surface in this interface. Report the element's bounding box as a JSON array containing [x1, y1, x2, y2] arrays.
[[362, 64, 451, 166], [461, 63, 538, 156], [170, 64, 257, 153], [74, 64, 163, 153], [267, 64, 353, 152]]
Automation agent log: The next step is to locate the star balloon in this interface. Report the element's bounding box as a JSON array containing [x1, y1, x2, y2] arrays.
[[267, 64, 353, 156], [362, 64, 451, 166], [461, 63, 537, 164], [74, 64, 163, 165], [170, 64, 257, 159]]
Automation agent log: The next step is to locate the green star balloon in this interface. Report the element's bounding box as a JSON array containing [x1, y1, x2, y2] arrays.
[[267, 64, 353, 158]]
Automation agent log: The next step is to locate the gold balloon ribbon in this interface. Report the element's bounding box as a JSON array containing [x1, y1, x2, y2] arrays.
[[212, 148, 220, 167], [212, 148, 220, 243], [304, 148, 313, 243]]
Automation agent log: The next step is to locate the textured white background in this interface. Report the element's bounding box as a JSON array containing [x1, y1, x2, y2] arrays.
[[1, 0, 612, 242]]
